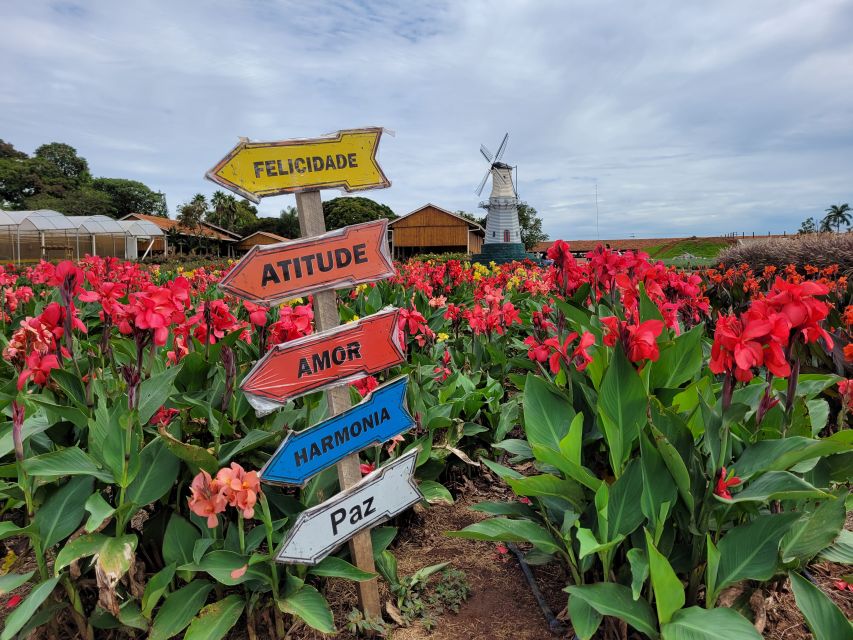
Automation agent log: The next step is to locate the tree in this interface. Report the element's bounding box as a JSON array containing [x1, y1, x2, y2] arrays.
[[321, 197, 396, 230], [821, 203, 852, 233], [177, 194, 209, 253], [33, 143, 90, 185], [207, 191, 258, 234], [91, 178, 168, 218], [798, 217, 818, 234], [0, 139, 27, 160], [24, 188, 115, 217], [516, 202, 549, 250], [457, 210, 486, 227]]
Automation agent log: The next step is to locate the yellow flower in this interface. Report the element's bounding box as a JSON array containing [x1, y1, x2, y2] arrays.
[[437, 332, 449, 342], [347, 315, 360, 324], [283, 297, 304, 307]]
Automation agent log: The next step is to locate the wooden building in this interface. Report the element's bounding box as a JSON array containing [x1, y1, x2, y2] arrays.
[[387, 204, 485, 258], [236, 230, 289, 253], [121, 213, 238, 256]]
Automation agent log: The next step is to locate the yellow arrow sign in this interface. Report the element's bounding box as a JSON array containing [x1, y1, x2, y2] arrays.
[[206, 127, 390, 202]]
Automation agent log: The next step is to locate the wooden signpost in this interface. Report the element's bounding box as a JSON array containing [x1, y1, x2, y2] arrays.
[[206, 127, 390, 202], [218, 219, 395, 305], [210, 129, 409, 619]]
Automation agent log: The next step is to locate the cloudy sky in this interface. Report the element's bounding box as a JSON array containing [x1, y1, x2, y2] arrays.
[[2, 1, 852, 239]]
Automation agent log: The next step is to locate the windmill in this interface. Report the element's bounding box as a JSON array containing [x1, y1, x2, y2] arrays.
[[474, 133, 523, 249]]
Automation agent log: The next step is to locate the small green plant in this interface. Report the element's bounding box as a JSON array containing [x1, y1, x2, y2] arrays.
[[428, 568, 471, 614], [344, 608, 389, 637]]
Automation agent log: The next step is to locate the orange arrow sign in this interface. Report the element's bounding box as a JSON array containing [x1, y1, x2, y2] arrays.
[[206, 128, 390, 202], [241, 308, 404, 410], [219, 219, 394, 305]]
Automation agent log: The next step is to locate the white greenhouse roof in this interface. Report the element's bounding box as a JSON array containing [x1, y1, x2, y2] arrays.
[[15, 210, 78, 231], [0, 210, 18, 226], [67, 215, 127, 235], [117, 219, 165, 237]]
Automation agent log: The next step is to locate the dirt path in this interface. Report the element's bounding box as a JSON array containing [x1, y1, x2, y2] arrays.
[[322, 476, 562, 640]]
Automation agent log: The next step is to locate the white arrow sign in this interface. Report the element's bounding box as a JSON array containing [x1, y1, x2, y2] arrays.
[[276, 449, 422, 565]]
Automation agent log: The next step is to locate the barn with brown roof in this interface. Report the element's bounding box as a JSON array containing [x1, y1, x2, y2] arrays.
[[387, 204, 485, 258], [121, 213, 238, 256]]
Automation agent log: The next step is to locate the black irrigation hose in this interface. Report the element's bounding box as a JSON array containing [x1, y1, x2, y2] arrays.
[[506, 542, 577, 638]]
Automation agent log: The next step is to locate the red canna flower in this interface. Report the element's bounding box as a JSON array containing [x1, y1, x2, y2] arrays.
[[5, 594, 22, 609], [351, 375, 379, 397], [360, 462, 376, 475], [17, 352, 60, 390], [150, 406, 180, 428], [714, 467, 741, 500], [625, 319, 664, 363]]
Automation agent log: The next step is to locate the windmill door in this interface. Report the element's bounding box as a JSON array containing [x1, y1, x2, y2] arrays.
[[504, 230, 510, 242]]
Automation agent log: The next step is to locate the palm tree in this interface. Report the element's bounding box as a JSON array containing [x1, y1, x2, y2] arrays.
[[821, 203, 852, 233]]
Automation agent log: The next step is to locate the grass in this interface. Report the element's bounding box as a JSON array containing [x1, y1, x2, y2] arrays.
[[648, 238, 733, 260]]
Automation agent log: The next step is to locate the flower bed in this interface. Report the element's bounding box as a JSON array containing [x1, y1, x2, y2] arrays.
[[0, 243, 850, 639]]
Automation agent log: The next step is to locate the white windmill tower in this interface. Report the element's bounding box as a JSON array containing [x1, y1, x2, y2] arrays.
[[471, 133, 532, 264]]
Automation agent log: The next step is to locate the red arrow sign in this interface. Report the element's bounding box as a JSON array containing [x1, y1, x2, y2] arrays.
[[220, 219, 394, 305], [241, 308, 404, 409]]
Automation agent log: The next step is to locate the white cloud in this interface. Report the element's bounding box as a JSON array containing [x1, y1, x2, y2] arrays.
[[1, 0, 851, 239]]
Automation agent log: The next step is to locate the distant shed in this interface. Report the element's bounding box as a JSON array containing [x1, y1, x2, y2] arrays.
[[236, 230, 289, 253], [387, 204, 484, 258]]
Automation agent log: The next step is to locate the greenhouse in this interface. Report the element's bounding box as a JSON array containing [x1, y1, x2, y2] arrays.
[[0, 209, 166, 262]]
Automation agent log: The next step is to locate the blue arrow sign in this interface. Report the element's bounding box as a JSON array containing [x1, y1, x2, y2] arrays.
[[260, 376, 414, 486]]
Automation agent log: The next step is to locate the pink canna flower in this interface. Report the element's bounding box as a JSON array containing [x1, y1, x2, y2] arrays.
[[216, 463, 261, 519], [188, 470, 227, 528], [17, 352, 60, 390]]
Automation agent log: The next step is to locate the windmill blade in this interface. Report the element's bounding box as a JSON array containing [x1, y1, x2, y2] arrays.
[[494, 133, 509, 163], [475, 167, 491, 196], [480, 144, 493, 163]]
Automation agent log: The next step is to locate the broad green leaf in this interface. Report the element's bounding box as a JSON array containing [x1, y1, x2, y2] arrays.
[[142, 563, 176, 619], [522, 373, 575, 450], [0, 577, 60, 640], [180, 550, 267, 586], [469, 501, 538, 518], [806, 399, 830, 435], [818, 529, 853, 564], [309, 556, 376, 581], [649, 324, 704, 391], [184, 594, 245, 640], [156, 425, 219, 474], [278, 584, 335, 634], [162, 514, 200, 569], [645, 530, 684, 625], [35, 476, 94, 548], [84, 492, 115, 533], [531, 444, 602, 491], [789, 571, 853, 640], [371, 526, 397, 555], [660, 606, 762, 639], [781, 493, 846, 564], [0, 413, 51, 459], [218, 429, 277, 465], [117, 601, 149, 631], [0, 521, 37, 542], [607, 459, 644, 539], [598, 347, 647, 473], [0, 571, 34, 596], [149, 579, 213, 640], [418, 480, 454, 505], [706, 535, 720, 606], [725, 471, 828, 503], [734, 433, 852, 477], [54, 533, 107, 573], [138, 365, 182, 426], [640, 431, 676, 530], [577, 527, 624, 559], [448, 518, 562, 555], [23, 447, 113, 483], [565, 583, 658, 639], [649, 424, 694, 514], [127, 438, 180, 507], [507, 473, 585, 508], [568, 594, 602, 640], [559, 413, 585, 465], [480, 457, 524, 480], [715, 513, 801, 596], [627, 548, 649, 601], [27, 396, 88, 429]]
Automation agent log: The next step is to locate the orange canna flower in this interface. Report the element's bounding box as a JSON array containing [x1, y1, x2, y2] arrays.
[[188, 470, 227, 528], [216, 463, 261, 519]]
